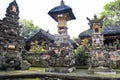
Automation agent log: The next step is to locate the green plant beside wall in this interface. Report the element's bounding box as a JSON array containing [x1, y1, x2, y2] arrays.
[[74, 39, 91, 66], [24, 41, 46, 67]]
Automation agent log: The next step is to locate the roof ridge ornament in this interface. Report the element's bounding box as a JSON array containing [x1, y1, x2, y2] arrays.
[[86, 15, 104, 28], [61, 0, 65, 5]]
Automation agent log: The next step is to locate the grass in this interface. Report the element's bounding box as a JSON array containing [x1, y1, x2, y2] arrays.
[[76, 66, 89, 69], [29, 67, 45, 72], [0, 67, 45, 80], [0, 67, 120, 79], [95, 74, 117, 78], [0, 67, 45, 76], [22, 78, 40, 80]]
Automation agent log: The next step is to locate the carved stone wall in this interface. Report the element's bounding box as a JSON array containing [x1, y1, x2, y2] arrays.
[[0, 0, 30, 70]]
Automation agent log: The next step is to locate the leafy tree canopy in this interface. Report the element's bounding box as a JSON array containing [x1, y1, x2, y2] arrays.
[[19, 19, 40, 40], [101, 0, 120, 26]]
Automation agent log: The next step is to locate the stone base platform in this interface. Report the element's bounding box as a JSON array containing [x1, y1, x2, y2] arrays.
[[88, 67, 116, 75], [45, 67, 76, 73]]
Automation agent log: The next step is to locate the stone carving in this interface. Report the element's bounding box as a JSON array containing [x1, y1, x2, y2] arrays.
[[87, 15, 115, 74], [0, 0, 30, 70], [47, 33, 75, 67], [6, 0, 19, 16], [44, 33, 75, 73]]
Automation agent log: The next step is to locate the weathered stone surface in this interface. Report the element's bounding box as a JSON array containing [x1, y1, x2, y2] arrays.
[[87, 15, 115, 74], [44, 33, 75, 73], [0, 0, 30, 70]]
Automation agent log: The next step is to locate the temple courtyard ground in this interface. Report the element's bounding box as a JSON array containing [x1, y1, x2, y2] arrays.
[[0, 67, 120, 80]]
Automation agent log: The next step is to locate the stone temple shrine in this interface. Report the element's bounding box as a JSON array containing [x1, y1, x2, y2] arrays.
[[87, 15, 116, 74], [0, 0, 30, 70], [45, 0, 76, 73]]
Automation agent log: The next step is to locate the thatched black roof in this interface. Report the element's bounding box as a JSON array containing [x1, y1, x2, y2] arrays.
[[25, 28, 78, 49], [103, 25, 120, 35], [79, 24, 120, 39], [48, 1, 76, 22], [25, 29, 55, 45]]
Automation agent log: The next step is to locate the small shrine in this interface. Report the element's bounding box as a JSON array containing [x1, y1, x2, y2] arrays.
[[0, 0, 30, 70], [87, 15, 116, 74], [25, 29, 55, 51], [24, 29, 55, 66], [45, 0, 76, 73]]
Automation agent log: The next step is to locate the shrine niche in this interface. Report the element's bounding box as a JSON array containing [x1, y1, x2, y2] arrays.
[[0, 0, 30, 70], [6, 0, 19, 16]]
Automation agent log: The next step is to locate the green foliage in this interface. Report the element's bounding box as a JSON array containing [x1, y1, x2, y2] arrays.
[[74, 46, 88, 66], [81, 39, 91, 52], [20, 60, 31, 70], [24, 53, 43, 67], [29, 41, 46, 53], [76, 66, 89, 69], [116, 39, 120, 49], [74, 39, 90, 66], [24, 41, 46, 66], [19, 19, 40, 39], [101, 0, 120, 26]]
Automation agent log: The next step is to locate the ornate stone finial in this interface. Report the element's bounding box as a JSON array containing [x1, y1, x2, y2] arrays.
[[6, 0, 19, 16], [86, 15, 104, 28], [61, 0, 65, 5]]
